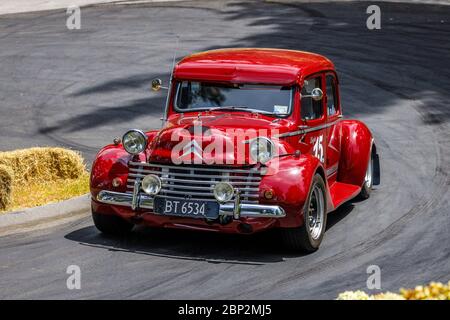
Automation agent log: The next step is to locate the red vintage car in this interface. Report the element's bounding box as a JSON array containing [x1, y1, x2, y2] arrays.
[[90, 48, 380, 252]]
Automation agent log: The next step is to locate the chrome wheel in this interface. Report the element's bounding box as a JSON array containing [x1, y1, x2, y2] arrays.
[[364, 153, 373, 189], [281, 174, 327, 252], [307, 184, 325, 240]]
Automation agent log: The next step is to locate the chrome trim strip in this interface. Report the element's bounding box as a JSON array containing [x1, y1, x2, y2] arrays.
[[96, 190, 285, 218], [129, 161, 260, 174], [127, 176, 260, 186], [128, 170, 262, 181], [220, 203, 286, 218], [233, 189, 241, 219], [277, 119, 341, 138], [97, 190, 154, 210], [131, 179, 141, 210], [150, 188, 259, 198], [149, 194, 229, 202], [148, 194, 259, 204], [162, 183, 259, 192], [326, 163, 339, 177], [124, 185, 260, 203]]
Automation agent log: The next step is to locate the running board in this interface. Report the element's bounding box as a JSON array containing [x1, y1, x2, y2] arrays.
[[329, 182, 361, 209]]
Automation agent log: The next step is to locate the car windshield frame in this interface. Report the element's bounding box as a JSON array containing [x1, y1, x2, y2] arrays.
[[173, 81, 294, 118]]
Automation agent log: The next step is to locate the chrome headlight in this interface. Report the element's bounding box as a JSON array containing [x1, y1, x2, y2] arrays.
[[141, 174, 161, 195], [213, 182, 234, 203], [249, 137, 274, 164], [122, 129, 148, 155]]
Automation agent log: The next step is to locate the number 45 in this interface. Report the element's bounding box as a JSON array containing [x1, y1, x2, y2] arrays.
[[313, 135, 324, 163]]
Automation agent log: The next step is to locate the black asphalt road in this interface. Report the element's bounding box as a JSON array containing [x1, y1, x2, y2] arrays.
[[0, 0, 449, 299]]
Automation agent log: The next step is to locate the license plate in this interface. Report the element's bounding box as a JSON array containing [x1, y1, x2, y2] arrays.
[[153, 197, 219, 219]]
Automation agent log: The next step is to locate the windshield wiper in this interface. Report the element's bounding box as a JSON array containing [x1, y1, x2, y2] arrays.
[[208, 106, 248, 111], [208, 106, 273, 115]]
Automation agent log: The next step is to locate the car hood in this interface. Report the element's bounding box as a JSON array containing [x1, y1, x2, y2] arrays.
[[146, 112, 294, 165]]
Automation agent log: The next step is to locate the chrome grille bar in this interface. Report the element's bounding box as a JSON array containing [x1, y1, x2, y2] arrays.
[[127, 162, 261, 204], [129, 161, 260, 174], [126, 178, 260, 186], [128, 169, 261, 180]]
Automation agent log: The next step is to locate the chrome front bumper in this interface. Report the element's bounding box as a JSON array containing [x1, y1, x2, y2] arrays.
[[96, 190, 286, 219]]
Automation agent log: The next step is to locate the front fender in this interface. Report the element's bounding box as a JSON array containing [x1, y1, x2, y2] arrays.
[[90, 145, 134, 199], [260, 154, 324, 227], [90, 130, 158, 199]]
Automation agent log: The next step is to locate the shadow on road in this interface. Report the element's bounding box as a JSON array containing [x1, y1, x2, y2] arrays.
[[65, 225, 295, 265], [326, 202, 354, 231], [64, 203, 354, 265], [38, 96, 165, 134]]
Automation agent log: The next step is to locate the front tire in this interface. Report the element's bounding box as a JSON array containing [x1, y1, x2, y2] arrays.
[[92, 211, 134, 235], [281, 174, 327, 252]]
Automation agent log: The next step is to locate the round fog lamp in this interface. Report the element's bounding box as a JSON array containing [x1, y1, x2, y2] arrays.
[[213, 182, 234, 203], [141, 174, 161, 195]]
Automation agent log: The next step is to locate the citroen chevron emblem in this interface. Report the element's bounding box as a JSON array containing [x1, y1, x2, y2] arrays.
[[179, 139, 203, 160]]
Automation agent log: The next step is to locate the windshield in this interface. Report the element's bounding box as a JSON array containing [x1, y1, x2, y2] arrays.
[[174, 81, 293, 116]]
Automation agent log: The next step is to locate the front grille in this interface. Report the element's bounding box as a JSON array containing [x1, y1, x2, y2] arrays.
[[126, 161, 261, 204]]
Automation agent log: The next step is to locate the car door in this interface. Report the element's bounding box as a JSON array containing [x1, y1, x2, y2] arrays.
[[324, 72, 341, 185], [293, 74, 327, 165]]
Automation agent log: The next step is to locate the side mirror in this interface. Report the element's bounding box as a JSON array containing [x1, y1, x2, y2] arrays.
[[302, 88, 323, 101], [151, 78, 163, 91]]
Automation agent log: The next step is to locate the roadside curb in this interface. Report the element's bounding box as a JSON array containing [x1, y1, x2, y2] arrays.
[[0, 0, 186, 16], [267, 0, 450, 5], [0, 194, 90, 236]]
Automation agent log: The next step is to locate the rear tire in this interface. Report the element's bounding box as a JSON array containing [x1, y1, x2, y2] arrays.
[[281, 174, 327, 253], [92, 211, 134, 235], [359, 150, 374, 199]]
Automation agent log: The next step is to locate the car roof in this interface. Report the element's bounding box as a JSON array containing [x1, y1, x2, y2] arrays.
[[173, 48, 335, 85]]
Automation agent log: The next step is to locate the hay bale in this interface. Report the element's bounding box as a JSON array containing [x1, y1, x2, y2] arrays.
[[0, 147, 86, 186], [0, 164, 14, 210]]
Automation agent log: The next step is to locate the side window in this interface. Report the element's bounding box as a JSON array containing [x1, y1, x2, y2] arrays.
[[301, 77, 323, 120], [326, 75, 338, 116]]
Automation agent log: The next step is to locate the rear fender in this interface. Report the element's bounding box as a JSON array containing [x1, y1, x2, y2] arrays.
[[338, 120, 373, 186]]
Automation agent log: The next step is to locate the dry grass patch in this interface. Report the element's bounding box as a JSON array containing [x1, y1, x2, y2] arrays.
[[7, 172, 90, 211], [0, 147, 89, 213], [0, 165, 14, 210]]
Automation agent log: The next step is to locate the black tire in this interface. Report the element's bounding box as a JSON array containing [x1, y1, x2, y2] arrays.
[[281, 174, 327, 253], [359, 149, 374, 199], [92, 211, 134, 235]]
